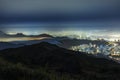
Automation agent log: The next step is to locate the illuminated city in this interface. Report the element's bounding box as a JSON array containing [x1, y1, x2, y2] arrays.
[[70, 40, 120, 62]]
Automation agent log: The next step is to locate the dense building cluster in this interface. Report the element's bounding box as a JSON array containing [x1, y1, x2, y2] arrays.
[[70, 42, 120, 61]]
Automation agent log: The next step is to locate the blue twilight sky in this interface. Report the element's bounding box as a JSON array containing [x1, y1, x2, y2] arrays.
[[0, 0, 120, 36]]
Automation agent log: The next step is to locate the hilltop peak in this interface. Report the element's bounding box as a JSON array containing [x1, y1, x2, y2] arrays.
[[0, 30, 6, 34], [0, 31, 8, 37], [16, 33, 25, 35], [37, 33, 53, 37]]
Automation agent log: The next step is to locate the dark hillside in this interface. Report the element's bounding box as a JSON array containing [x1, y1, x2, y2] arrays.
[[0, 42, 120, 80]]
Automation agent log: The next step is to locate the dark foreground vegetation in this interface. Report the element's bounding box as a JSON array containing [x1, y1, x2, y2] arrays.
[[0, 42, 120, 80]]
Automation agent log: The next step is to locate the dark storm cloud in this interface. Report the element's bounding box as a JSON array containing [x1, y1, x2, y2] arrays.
[[0, 0, 120, 33], [1, 0, 119, 13], [0, 0, 120, 22]]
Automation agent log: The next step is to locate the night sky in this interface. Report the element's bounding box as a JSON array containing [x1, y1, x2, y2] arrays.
[[0, 0, 120, 38]]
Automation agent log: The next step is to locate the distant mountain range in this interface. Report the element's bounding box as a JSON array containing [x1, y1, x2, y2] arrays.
[[10, 33, 27, 37], [0, 31, 53, 38], [31, 33, 54, 38], [0, 42, 120, 80], [0, 31, 110, 52], [10, 33, 54, 38]]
